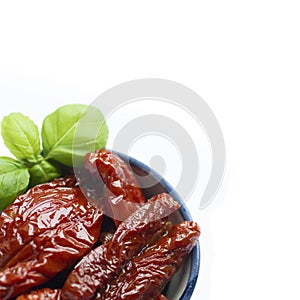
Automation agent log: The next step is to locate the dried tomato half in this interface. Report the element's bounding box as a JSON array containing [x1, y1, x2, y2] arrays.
[[84, 150, 146, 225], [99, 221, 200, 300], [0, 177, 103, 299], [61, 193, 180, 300]]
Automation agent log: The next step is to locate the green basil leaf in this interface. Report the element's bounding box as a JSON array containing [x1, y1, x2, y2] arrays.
[[0, 156, 30, 211], [42, 104, 108, 166], [29, 159, 61, 187], [1, 113, 41, 165]]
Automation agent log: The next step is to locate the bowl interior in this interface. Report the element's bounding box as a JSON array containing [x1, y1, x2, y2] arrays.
[[118, 153, 200, 300]]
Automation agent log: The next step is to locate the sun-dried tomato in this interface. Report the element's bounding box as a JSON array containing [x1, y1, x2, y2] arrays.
[[99, 221, 200, 300], [16, 288, 61, 300], [84, 150, 145, 225], [0, 177, 103, 299], [61, 193, 180, 300], [0, 176, 77, 268]]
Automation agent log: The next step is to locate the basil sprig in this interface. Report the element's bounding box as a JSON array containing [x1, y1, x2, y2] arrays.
[[0, 104, 108, 211], [0, 157, 30, 211], [2, 113, 41, 165], [42, 104, 108, 166]]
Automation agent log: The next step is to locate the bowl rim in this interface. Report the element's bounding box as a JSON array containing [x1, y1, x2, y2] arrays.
[[115, 151, 201, 300]]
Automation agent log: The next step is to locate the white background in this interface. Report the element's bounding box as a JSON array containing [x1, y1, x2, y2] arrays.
[[1, 1, 300, 299]]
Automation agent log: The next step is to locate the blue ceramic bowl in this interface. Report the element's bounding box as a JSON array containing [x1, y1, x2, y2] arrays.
[[116, 152, 200, 300]]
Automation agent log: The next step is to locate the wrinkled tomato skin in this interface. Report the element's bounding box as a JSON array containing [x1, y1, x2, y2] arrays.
[[99, 221, 200, 300], [16, 288, 61, 300], [0, 176, 78, 269], [0, 177, 103, 299], [85, 150, 145, 224], [61, 193, 180, 300]]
